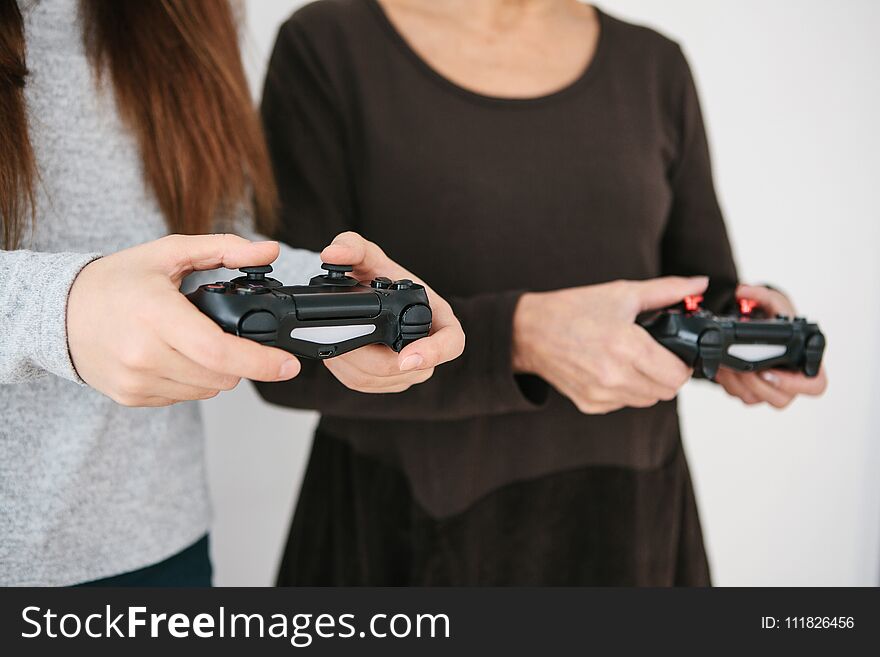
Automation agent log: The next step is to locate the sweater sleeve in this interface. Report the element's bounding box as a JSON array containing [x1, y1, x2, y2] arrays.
[[0, 249, 100, 384], [661, 46, 739, 310], [252, 15, 548, 420]]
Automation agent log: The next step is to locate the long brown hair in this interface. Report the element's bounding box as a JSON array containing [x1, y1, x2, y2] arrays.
[[0, 0, 276, 249], [0, 0, 36, 249]]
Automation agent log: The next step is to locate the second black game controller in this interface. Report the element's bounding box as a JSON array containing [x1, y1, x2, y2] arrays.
[[637, 294, 825, 380], [187, 264, 432, 359]]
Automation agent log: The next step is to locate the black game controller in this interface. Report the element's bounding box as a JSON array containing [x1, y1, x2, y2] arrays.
[[187, 264, 432, 359], [637, 294, 825, 380]]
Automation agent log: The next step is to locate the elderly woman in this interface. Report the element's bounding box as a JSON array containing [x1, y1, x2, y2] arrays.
[[257, 0, 826, 585]]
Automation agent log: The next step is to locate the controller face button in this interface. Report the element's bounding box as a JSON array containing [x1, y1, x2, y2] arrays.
[[204, 284, 226, 293], [371, 277, 393, 289], [392, 279, 413, 290]]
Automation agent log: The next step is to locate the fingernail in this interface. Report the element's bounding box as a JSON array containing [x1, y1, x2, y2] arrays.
[[399, 354, 424, 371], [760, 371, 779, 386], [278, 359, 299, 380]]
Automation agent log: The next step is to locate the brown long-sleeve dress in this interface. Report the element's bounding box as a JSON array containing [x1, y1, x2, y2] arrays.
[[256, 0, 739, 586]]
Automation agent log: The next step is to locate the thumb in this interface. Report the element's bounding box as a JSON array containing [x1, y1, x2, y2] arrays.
[[320, 231, 396, 278], [153, 234, 280, 282], [630, 276, 709, 313]]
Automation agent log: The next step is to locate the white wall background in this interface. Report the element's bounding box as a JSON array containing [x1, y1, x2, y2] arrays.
[[202, 0, 880, 586]]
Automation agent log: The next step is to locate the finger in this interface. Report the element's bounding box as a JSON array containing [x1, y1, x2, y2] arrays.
[[153, 379, 222, 402], [397, 296, 465, 371], [160, 294, 301, 381], [113, 379, 220, 408], [631, 326, 693, 390], [735, 284, 796, 316], [576, 400, 624, 415], [324, 356, 433, 392], [320, 232, 399, 279], [758, 367, 828, 396], [715, 369, 761, 404], [120, 396, 177, 408], [738, 372, 796, 409], [334, 344, 412, 379], [630, 276, 709, 314], [330, 355, 435, 389], [153, 234, 280, 282], [623, 395, 663, 409], [322, 231, 466, 371], [617, 364, 678, 403], [152, 346, 241, 391]]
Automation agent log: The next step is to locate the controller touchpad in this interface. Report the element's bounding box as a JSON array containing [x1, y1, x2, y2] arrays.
[[288, 324, 377, 344], [726, 343, 787, 362]]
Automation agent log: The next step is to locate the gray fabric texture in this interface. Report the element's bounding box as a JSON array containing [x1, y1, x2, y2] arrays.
[[0, 0, 321, 585]]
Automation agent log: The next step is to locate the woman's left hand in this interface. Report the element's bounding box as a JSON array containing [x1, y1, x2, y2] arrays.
[[316, 231, 466, 393], [715, 284, 827, 408]]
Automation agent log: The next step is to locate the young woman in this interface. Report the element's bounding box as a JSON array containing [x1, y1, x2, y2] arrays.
[[0, 0, 463, 586], [257, 0, 827, 585]]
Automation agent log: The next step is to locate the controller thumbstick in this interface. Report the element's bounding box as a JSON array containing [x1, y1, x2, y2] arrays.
[[321, 263, 354, 280], [240, 265, 273, 281]]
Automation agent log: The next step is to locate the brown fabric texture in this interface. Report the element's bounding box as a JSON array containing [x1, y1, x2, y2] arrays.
[[277, 429, 710, 586]]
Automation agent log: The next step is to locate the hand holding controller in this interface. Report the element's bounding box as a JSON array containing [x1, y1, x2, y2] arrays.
[[637, 289, 825, 381], [187, 263, 433, 359]]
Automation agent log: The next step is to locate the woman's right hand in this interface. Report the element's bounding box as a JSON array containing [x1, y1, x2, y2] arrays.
[[512, 277, 709, 414], [67, 234, 302, 407]]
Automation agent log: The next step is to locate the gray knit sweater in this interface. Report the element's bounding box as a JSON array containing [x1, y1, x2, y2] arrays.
[[0, 0, 321, 585]]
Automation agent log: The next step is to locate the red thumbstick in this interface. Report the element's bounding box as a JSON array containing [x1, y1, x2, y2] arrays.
[[684, 294, 703, 312]]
